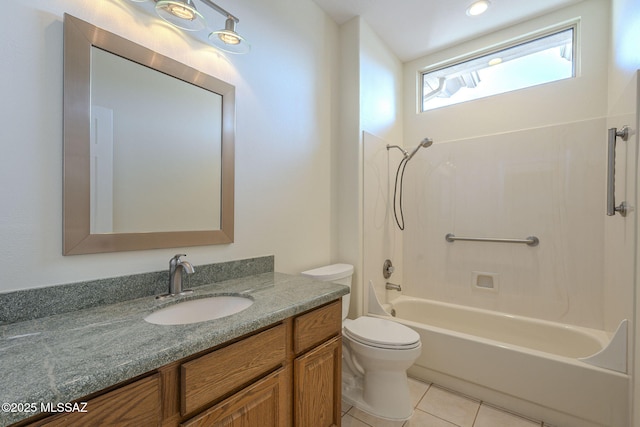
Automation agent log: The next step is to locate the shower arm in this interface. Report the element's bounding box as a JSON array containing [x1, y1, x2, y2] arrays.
[[386, 144, 408, 157]]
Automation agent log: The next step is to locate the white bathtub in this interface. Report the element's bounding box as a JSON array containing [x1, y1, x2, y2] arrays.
[[375, 295, 629, 427]]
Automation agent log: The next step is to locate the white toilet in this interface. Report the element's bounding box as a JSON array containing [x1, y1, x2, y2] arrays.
[[301, 264, 421, 421]]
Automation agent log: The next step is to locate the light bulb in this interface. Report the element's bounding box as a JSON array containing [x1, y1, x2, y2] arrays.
[[218, 33, 241, 45], [167, 4, 195, 20]]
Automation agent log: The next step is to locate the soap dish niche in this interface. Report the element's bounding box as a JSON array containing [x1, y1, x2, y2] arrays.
[[471, 271, 500, 293]]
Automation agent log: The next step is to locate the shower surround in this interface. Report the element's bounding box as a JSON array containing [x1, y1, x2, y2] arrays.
[[362, 116, 634, 426], [360, 3, 637, 425], [402, 118, 614, 329], [364, 118, 632, 332]]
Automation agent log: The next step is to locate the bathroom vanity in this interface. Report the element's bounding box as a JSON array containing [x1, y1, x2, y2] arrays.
[[0, 268, 348, 427]]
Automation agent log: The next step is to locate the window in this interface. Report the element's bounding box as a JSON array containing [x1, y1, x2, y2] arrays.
[[420, 26, 576, 111]]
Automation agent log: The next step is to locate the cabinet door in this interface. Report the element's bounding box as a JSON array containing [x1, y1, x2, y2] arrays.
[[181, 367, 290, 427], [294, 336, 341, 427], [36, 374, 161, 427]]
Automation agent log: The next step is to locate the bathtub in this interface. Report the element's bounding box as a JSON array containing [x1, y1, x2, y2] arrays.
[[374, 295, 629, 427]]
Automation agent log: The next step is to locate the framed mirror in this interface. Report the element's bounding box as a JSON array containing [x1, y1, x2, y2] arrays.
[[63, 14, 234, 255]]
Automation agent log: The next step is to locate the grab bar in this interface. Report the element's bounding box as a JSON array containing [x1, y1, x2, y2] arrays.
[[607, 126, 629, 216], [445, 233, 539, 247]]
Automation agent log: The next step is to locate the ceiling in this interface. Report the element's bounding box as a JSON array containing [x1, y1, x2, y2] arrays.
[[311, 0, 583, 62]]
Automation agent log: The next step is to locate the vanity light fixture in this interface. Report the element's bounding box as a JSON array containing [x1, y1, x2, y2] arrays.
[[156, 0, 206, 31], [150, 0, 251, 53], [466, 0, 491, 16], [209, 17, 250, 54]]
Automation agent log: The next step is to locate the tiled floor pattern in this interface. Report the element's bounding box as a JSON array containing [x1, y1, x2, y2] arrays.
[[341, 378, 552, 427]]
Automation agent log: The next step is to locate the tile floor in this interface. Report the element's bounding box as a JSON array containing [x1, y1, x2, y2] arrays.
[[341, 377, 553, 427]]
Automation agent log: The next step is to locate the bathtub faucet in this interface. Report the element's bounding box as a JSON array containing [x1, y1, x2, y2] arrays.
[[385, 282, 402, 292]]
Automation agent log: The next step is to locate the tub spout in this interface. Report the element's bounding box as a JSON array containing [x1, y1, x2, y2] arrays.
[[385, 282, 402, 292]]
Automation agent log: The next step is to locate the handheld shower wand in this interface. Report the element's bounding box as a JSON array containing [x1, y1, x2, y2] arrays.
[[387, 137, 434, 230], [406, 137, 433, 161]]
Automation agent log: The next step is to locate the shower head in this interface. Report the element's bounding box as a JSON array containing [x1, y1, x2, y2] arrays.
[[406, 137, 433, 161], [419, 137, 434, 148]]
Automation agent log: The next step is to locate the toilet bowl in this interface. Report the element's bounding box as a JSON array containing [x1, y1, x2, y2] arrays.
[[301, 264, 421, 421]]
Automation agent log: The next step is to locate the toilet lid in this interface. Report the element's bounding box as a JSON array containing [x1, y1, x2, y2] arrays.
[[344, 317, 420, 349]]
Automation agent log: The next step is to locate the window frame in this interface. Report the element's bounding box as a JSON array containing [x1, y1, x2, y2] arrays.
[[418, 20, 580, 113]]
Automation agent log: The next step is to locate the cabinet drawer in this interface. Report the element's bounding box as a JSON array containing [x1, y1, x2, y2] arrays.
[[181, 367, 290, 427], [38, 374, 161, 427], [293, 300, 341, 355], [181, 323, 286, 415]]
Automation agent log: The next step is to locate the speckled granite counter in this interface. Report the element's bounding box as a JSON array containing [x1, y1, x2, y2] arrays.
[[0, 272, 348, 426]]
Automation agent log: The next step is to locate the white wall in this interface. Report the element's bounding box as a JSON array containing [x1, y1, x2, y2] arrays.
[[336, 18, 362, 316], [607, 0, 640, 423], [400, 0, 621, 329], [404, 0, 610, 142], [0, 0, 339, 292], [608, 0, 640, 112], [337, 18, 404, 317], [359, 20, 404, 315]]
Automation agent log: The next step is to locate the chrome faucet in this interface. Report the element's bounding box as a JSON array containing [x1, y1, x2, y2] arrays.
[[168, 254, 195, 296]]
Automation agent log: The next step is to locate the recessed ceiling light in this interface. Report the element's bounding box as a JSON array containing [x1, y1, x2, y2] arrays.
[[488, 57, 502, 66], [466, 0, 491, 16]]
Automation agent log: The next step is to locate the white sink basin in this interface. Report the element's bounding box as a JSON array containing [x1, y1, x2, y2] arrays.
[[144, 295, 254, 325]]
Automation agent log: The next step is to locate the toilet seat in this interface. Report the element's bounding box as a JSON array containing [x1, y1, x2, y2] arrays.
[[344, 317, 420, 350]]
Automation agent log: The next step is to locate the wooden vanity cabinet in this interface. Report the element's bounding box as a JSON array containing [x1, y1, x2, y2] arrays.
[[294, 337, 341, 427], [180, 324, 288, 416], [293, 301, 342, 427], [180, 367, 291, 427], [19, 299, 342, 427], [24, 374, 162, 427]]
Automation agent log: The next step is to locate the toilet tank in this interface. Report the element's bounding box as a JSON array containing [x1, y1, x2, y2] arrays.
[[301, 264, 353, 320]]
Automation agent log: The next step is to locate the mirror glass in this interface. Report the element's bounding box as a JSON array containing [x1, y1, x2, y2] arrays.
[[90, 47, 222, 233], [63, 14, 235, 255]]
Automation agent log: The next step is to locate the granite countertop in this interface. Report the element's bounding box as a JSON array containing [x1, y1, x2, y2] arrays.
[[0, 272, 348, 426]]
